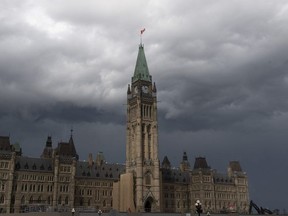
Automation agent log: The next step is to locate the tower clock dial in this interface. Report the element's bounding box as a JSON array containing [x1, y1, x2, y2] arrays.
[[134, 86, 138, 93], [142, 85, 149, 93]]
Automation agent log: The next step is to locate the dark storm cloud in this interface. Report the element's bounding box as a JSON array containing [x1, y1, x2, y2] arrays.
[[157, 57, 288, 131], [1, 0, 288, 211], [33, 102, 124, 124], [153, 4, 288, 132]]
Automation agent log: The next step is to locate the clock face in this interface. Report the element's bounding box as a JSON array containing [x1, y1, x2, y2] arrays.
[[142, 85, 149, 93], [134, 86, 138, 93]]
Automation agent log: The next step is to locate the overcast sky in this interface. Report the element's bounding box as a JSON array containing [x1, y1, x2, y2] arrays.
[[1, 0, 288, 211]]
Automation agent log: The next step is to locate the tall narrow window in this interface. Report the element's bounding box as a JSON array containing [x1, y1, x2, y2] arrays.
[[0, 195, 4, 204], [29, 196, 33, 204], [145, 173, 151, 185]]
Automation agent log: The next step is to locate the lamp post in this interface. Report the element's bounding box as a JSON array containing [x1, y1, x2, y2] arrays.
[[98, 209, 102, 216], [195, 200, 202, 216], [71, 208, 75, 216]]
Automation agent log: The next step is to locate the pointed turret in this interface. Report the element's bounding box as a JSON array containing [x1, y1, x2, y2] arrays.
[[56, 131, 79, 160], [132, 44, 151, 83], [180, 151, 190, 172], [46, 136, 52, 147], [162, 156, 171, 169], [152, 82, 157, 92], [127, 84, 131, 94], [41, 136, 53, 159], [68, 133, 79, 160], [127, 84, 132, 100]]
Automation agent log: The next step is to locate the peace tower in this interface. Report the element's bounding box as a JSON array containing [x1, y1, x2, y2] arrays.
[[125, 44, 160, 212]]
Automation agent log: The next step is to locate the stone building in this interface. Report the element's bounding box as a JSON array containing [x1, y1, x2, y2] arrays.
[[0, 44, 249, 214]]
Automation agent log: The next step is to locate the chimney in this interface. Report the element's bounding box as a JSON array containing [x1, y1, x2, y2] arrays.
[[88, 153, 94, 167]]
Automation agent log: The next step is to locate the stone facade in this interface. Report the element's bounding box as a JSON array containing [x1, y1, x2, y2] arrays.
[[0, 44, 249, 214], [160, 156, 249, 213]]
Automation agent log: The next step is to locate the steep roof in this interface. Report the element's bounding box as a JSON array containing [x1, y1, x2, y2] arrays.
[[0, 136, 12, 159], [0, 136, 11, 151], [15, 157, 53, 172], [161, 156, 171, 169], [76, 161, 125, 180], [213, 173, 234, 185], [132, 45, 151, 83], [56, 136, 79, 160], [229, 161, 242, 172], [193, 157, 210, 169], [161, 168, 190, 184]]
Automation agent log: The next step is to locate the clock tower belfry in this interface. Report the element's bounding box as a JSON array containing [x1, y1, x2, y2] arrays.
[[126, 44, 160, 212]]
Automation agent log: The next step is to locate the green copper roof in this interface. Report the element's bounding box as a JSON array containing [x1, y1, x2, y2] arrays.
[[132, 45, 151, 83]]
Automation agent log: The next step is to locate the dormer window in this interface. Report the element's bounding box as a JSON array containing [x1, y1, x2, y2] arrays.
[[24, 163, 29, 169]]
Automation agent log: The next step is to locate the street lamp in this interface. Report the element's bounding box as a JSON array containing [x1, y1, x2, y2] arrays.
[[195, 200, 202, 216], [98, 209, 102, 216]]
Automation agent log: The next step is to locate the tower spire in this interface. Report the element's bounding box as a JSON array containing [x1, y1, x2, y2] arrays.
[[132, 44, 151, 83]]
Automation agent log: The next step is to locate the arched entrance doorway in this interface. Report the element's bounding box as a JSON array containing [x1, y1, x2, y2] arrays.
[[144, 197, 153, 212]]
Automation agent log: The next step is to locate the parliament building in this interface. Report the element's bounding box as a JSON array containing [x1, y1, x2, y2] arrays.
[[0, 44, 250, 214]]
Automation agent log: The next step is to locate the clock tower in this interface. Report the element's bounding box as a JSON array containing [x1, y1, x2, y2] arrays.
[[126, 44, 160, 212]]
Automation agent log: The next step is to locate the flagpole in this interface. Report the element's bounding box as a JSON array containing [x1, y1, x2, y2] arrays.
[[140, 28, 145, 46]]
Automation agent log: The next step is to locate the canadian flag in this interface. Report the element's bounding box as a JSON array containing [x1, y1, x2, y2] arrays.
[[140, 28, 145, 34]]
